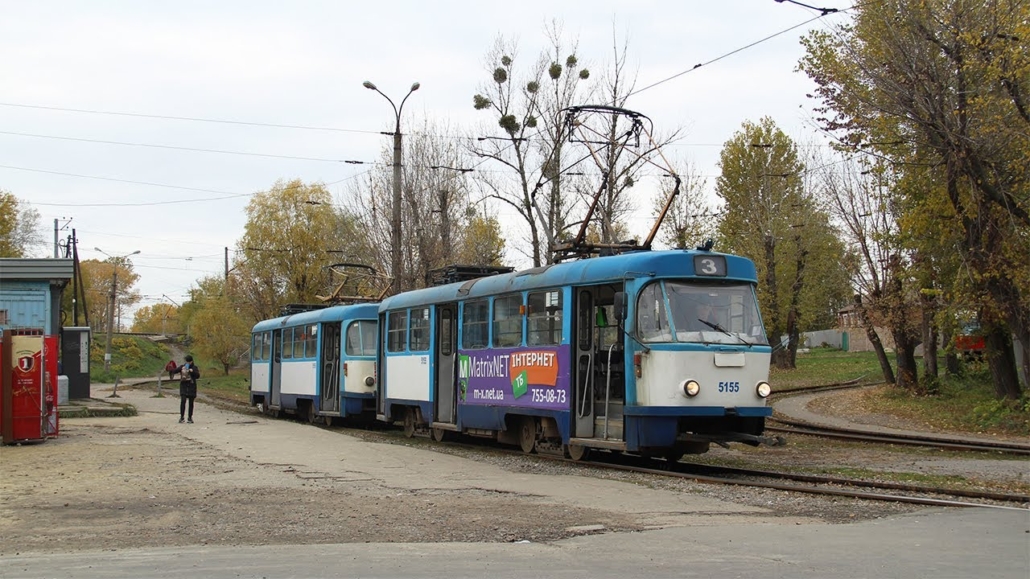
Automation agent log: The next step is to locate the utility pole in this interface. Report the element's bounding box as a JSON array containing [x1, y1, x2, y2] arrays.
[[440, 189, 450, 263], [104, 269, 117, 372], [95, 247, 139, 372], [72, 229, 81, 326]]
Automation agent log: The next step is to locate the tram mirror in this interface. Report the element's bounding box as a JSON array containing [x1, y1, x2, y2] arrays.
[[613, 292, 627, 322]]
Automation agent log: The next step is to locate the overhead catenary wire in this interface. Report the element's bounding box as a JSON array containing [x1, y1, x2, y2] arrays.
[[0, 101, 381, 135], [0, 130, 372, 164], [5, 2, 866, 223], [4, 165, 372, 207], [0, 3, 861, 150]]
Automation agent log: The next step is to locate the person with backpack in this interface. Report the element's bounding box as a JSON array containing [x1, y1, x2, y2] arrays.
[[174, 355, 200, 423]]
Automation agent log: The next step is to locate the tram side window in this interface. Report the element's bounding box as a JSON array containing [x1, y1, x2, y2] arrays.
[[346, 320, 377, 356], [410, 307, 431, 352], [462, 300, 489, 349], [291, 328, 302, 359], [387, 311, 407, 352], [282, 328, 294, 359], [293, 327, 308, 359], [304, 324, 319, 358], [493, 295, 523, 348], [527, 290, 562, 345], [262, 332, 272, 361]]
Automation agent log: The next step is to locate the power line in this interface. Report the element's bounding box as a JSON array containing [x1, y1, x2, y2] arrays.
[[0, 102, 379, 134], [1, 164, 369, 207], [627, 12, 833, 99], [0, 130, 372, 164]]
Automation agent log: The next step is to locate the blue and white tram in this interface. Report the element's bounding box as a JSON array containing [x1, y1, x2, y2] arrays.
[[376, 249, 777, 459], [250, 303, 379, 424]]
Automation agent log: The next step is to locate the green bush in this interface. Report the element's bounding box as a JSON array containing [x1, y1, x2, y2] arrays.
[[969, 397, 1030, 433]]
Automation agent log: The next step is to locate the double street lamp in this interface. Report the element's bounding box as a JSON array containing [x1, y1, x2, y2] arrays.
[[95, 247, 140, 371], [363, 80, 420, 295]]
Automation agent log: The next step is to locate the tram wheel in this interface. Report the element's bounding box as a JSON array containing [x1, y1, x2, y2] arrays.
[[565, 444, 590, 461], [431, 427, 450, 442], [322, 415, 334, 427], [402, 407, 416, 438], [519, 417, 538, 454], [305, 405, 318, 424]]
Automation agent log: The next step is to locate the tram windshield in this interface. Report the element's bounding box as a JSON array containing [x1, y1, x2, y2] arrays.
[[636, 281, 768, 346]]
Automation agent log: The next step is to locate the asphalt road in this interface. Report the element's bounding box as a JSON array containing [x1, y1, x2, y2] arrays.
[[3, 507, 1028, 579], [2, 383, 1028, 579]]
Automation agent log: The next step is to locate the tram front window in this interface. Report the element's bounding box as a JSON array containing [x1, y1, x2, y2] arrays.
[[637, 281, 768, 345]]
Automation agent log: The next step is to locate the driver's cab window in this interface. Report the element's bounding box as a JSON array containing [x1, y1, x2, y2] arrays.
[[637, 283, 670, 342]]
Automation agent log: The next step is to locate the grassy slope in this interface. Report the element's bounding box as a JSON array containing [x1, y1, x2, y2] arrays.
[[774, 348, 1028, 436]]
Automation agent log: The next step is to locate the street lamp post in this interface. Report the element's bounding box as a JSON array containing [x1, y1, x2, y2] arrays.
[[95, 248, 140, 372], [363, 80, 420, 295]]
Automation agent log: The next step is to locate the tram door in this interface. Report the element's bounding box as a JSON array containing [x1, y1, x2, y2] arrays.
[[320, 322, 341, 415], [434, 303, 457, 424], [270, 329, 283, 408], [573, 288, 597, 437], [376, 313, 387, 418]]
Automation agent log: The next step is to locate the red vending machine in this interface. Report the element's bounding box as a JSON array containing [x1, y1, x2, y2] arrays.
[[0, 330, 59, 444]]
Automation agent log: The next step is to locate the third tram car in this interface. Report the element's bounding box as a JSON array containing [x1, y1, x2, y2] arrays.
[[250, 303, 379, 424]]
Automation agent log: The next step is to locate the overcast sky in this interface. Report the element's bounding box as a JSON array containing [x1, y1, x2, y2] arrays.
[[1, 0, 852, 317]]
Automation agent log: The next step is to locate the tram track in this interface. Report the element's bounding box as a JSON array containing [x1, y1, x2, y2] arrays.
[[578, 455, 1030, 511], [335, 425, 1030, 512], [768, 378, 1030, 456], [765, 420, 1030, 455], [252, 372, 1030, 511]]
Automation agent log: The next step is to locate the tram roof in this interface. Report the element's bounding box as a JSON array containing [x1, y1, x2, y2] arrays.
[[379, 249, 757, 311], [251, 302, 379, 332]]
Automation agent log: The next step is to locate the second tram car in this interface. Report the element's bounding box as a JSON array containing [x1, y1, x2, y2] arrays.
[[375, 248, 777, 459], [250, 303, 379, 424]]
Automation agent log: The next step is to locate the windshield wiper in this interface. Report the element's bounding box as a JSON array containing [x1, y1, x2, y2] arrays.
[[698, 319, 754, 348]]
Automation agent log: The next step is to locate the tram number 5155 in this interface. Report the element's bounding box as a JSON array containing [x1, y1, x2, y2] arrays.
[[718, 381, 740, 393]]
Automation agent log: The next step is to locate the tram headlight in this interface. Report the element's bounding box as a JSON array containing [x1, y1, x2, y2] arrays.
[[680, 379, 701, 397], [365, 376, 376, 387], [756, 381, 771, 398]]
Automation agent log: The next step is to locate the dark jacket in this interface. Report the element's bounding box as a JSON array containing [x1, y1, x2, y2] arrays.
[[175, 362, 199, 397]]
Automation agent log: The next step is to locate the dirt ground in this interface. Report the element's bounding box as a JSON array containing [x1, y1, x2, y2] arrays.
[[1, 421, 650, 555], [1, 386, 1026, 556]]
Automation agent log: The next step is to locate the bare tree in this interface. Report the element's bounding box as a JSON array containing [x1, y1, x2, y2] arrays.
[[470, 27, 591, 266], [653, 162, 715, 249], [349, 118, 500, 290]]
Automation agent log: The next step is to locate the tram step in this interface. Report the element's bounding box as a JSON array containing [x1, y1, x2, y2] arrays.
[[592, 416, 624, 440], [569, 437, 626, 451]]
